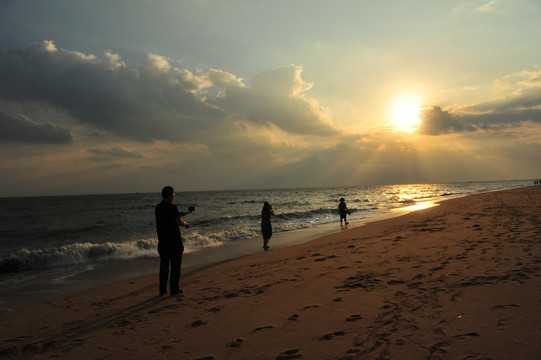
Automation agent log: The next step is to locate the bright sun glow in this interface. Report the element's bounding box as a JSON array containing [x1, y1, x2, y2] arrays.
[[388, 94, 423, 133]]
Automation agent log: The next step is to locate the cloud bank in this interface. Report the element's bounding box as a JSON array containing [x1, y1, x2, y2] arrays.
[[0, 41, 540, 195], [0, 41, 338, 144]]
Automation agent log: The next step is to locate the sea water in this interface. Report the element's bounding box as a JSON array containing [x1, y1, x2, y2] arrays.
[[0, 180, 531, 315]]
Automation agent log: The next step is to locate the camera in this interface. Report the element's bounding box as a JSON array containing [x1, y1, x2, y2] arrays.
[[188, 206, 195, 212]]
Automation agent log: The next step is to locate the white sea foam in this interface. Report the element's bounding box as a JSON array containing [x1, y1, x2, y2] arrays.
[[0, 239, 159, 273]]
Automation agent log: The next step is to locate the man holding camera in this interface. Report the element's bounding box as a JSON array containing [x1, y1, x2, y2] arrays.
[[155, 186, 190, 296]]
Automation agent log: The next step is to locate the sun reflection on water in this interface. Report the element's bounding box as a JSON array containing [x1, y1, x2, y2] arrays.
[[395, 200, 439, 212]]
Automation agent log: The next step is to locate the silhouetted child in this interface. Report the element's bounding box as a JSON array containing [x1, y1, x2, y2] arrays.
[[338, 198, 349, 225], [261, 202, 274, 250]]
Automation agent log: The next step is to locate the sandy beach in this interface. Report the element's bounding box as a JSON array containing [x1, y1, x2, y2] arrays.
[[1, 186, 540, 360]]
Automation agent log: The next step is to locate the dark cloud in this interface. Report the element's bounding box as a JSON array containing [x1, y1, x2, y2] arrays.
[[461, 109, 541, 130], [0, 41, 221, 142], [0, 110, 72, 143], [459, 87, 541, 127], [419, 85, 541, 136], [88, 146, 144, 161], [0, 41, 339, 144], [418, 106, 476, 135], [0, 0, 11, 13], [467, 87, 541, 115]]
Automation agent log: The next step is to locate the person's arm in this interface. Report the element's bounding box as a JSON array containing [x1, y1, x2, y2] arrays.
[[176, 217, 190, 229]]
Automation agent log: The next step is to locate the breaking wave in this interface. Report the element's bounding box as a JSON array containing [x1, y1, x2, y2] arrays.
[[0, 239, 159, 273]]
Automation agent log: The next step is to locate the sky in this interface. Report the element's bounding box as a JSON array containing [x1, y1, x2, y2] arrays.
[[1, 0, 540, 196]]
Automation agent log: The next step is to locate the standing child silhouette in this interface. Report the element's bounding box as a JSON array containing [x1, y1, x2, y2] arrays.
[[338, 197, 349, 225]]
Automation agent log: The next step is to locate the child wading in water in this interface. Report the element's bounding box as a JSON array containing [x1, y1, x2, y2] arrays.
[[261, 202, 274, 250], [338, 197, 349, 225]]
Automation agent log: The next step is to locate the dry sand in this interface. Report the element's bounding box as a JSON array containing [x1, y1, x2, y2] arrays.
[[1, 186, 540, 360]]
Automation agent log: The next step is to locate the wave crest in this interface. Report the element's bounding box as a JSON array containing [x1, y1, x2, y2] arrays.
[[0, 239, 158, 273]]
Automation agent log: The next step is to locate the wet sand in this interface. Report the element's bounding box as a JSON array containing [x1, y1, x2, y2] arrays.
[[1, 185, 540, 359]]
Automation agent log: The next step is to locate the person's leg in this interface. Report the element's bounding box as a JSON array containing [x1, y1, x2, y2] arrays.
[[263, 237, 269, 249], [159, 254, 169, 295], [170, 249, 183, 294]]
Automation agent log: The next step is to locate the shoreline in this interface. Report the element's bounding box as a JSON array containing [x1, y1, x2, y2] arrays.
[[0, 181, 529, 318], [0, 213, 356, 318], [0, 197, 442, 318], [1, 185, 540, 359]]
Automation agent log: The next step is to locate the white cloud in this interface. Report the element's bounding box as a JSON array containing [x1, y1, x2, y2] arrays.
[[104, 51, 126, 70], [141, 53, 172, 73], [476, 0, 497, 12], [208, 65, 339, 136], [205, 69, 245, 88]]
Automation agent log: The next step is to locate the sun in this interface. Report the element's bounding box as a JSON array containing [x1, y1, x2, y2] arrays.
[[388, 94, 423, 133]]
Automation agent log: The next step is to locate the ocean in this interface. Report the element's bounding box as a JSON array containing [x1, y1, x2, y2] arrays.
[[0, 180, 531, 316]]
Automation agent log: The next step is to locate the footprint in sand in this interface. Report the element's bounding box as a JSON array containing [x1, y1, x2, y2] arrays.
[[321, 331, 345, 340], [433, 327, 446, 336], [496, 318, 511, 329], [491, 304, 519, 330], [429, 341, 450, 357], [206, 305, 223, 313], [191, 320, 207, 328], [346, 314, 362, 322], [227, 338, 244, 348], [407, 281, 424, 289], [253, 325, 275, 332], [276, 348, 302, 359], [453, 332, 480, 340], [491, 304, 519, 311]]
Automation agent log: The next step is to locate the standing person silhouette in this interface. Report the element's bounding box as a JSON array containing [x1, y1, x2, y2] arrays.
[[155, 186, 190, 296], [261, 202, 274, 250], [338, 197, 349, 225]]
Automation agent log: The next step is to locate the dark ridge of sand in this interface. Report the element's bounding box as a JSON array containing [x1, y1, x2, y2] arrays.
[[1, 185, 540, 359]]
